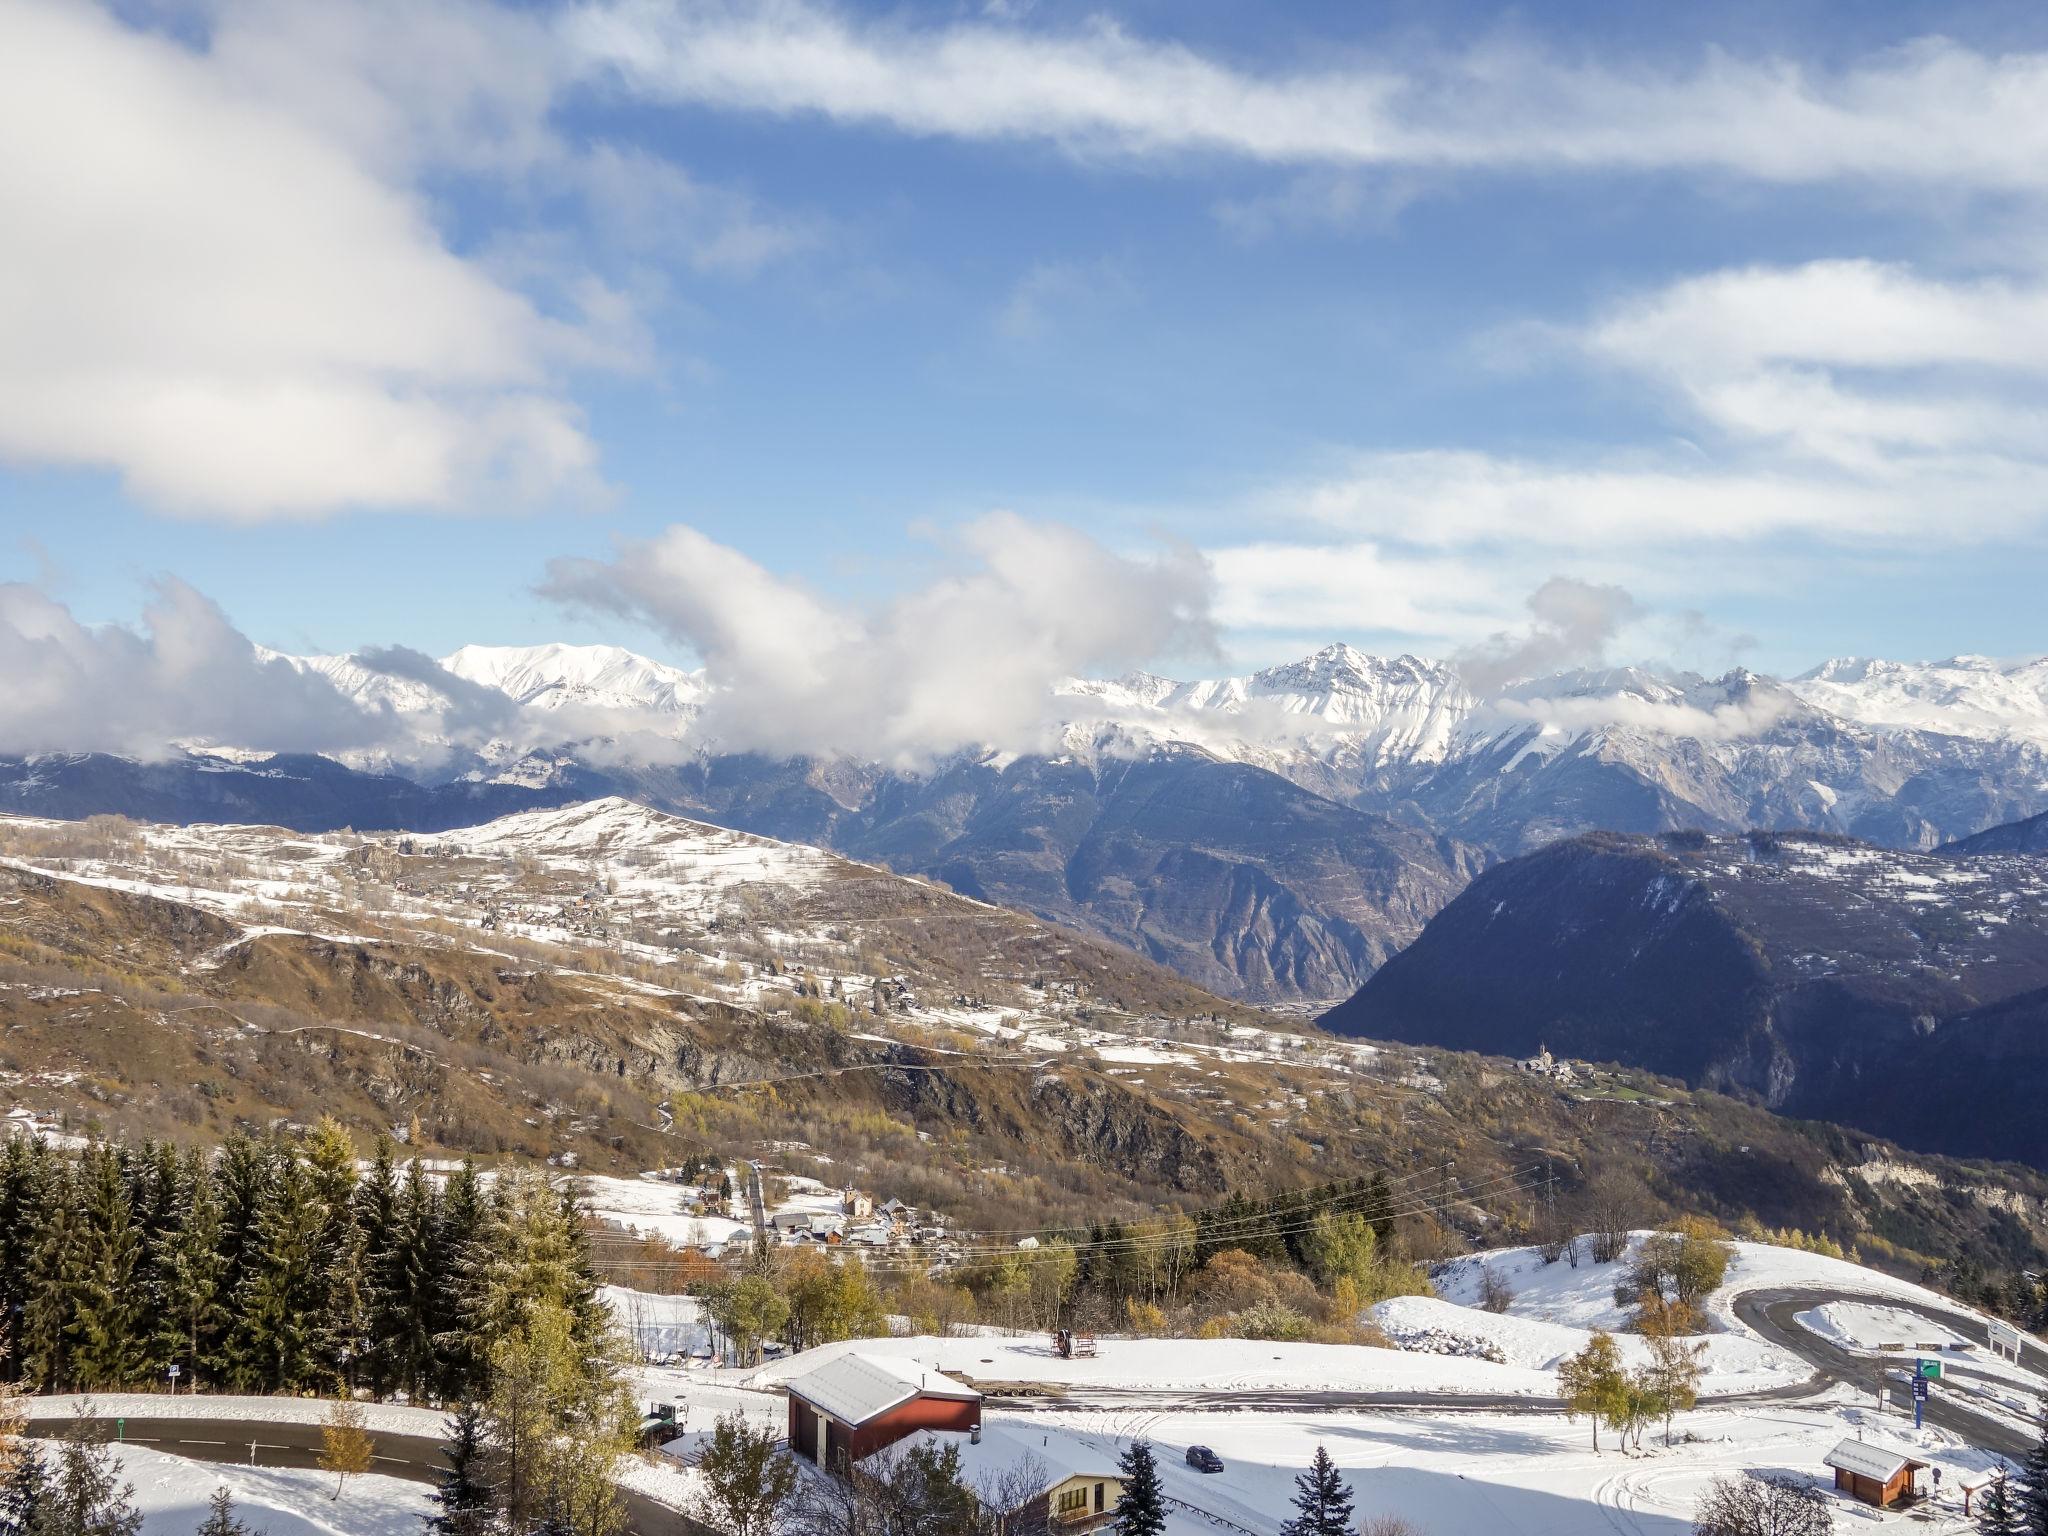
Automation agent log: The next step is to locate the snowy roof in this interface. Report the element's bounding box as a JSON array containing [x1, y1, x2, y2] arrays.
[[901, 1423, 1119, 1508], [1824, 1439, 1925, 1482], [783, 1353, 980, 1426]]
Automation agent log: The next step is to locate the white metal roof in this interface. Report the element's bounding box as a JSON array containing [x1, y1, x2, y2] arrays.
[[1824, 1439, 1923, 1482], [784, 1352, 980, 1426]]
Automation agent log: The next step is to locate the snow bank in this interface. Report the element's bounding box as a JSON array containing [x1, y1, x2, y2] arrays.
[[1370, 1296, 1804, 1394], [24, 1396, 447, 1436], [1796, 1301, 1973, 1354], [93, 1444, 429, 1536]]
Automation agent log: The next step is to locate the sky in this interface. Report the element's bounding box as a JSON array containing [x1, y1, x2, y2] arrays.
[[6, 0, 2048, 708]]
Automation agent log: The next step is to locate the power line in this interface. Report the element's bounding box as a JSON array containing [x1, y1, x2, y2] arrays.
[[583, 1165, 1543, 1280]]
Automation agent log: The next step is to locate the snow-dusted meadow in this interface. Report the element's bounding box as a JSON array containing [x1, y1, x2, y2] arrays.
[[81, 1446, 430, 1536]]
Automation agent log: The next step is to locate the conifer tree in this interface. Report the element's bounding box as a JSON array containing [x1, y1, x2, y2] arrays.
[[305, 1119, 359, 1232], [212, 1136, 274, 1313], [353, 1139, 401, 1397], [227, 1153, 326, 1392], [45, 1419, 142, 1536], [319, 1217, 374, 1394], [1278, 1447, 1354, 1536], [71, 1147, 151, 1390], [431, 1161, 493, 1404], [426, 1403, 494, 1536], [153, 1154, 226, 1391], [1113, 1441, 1166, 1536], [196, 1484, 246, 1536], [0, 1140, 54, 1383], [1979, 1465, 2021, 1536], [21, 1171, 83, 1393], [378, 1162, 442, 1401], [0, 1449, 47, 1536], [2023, 1394, 2048, 1536]]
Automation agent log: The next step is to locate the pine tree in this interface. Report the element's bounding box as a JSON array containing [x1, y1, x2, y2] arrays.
[[0, 1448, 47, 1536], [196, 1484, 245, 1536], [44, 1420, 142, 1536], [1278, 1447, 1354, 1536], [152, 1154, 226, 1391], [71, 1146, 151, 1390], [426, 1403, 494, 1536], [378, 1162, 442, 1401], [226, 1152, 326, 1392], [21, 1171, 83, 1393], [1113, 1441, 1166, 1536], [212, 1135, 275, 1346], [318, 1217, 374, 1394], [431, 1160, 493, 1404], [2024, 1394, 2048, 1536], [1979, 1466, 2022, 1536], [353, 1138, 401, 1398], [0, 1139, 53, 1382]]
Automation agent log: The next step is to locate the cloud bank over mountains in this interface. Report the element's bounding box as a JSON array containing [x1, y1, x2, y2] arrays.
[[4, 523, 2040, 770]]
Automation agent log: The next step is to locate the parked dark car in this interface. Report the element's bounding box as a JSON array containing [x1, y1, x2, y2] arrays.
[[1186, 1446, 1224, 1473]]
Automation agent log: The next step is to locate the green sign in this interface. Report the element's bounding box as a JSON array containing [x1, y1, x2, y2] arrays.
[[1916, 1358, 1943, 1380]]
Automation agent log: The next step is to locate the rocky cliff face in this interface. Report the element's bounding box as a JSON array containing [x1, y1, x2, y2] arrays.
[[1945, 809, 2048, 856], [1321, 828, 2048, 1165]]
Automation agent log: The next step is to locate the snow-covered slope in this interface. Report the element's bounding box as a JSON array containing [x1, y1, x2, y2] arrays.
[[1058, 644, 1473, 772]]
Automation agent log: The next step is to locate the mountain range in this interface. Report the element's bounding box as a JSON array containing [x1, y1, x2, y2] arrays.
[[4, 640, 2047, 1001], [1322, 827, 2048, 1165]]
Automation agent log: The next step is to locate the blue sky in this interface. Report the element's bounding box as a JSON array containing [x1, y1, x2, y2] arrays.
[[7, 0, 2048, 688]]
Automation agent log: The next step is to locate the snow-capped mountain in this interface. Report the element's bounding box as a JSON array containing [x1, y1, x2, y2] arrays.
[[279, 643, 703, 723], [10, 639, 2048, 1000], [1059, 644, 1473, 773], [1790, 654, 2048, 748], [441, 643, 704, 716]]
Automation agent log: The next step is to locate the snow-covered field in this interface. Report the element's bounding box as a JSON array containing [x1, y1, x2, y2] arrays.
[[1007, 1394, 1998, 1535], [80, 1445, 430, 1536], [578, 1174, 748, 1249], [746, 1331, 1604, 1399]]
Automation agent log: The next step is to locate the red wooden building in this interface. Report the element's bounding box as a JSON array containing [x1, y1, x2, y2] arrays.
[[784, 1353, 982, 1471]]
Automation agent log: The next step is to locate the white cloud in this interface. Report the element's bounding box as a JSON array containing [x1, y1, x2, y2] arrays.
[[0, 0, 602, 519], [1207, 540, 1522, 646], [1453, 577, 1639, 694], [0, 0, 817, 521], [568, 6, 2048, 191], [540, 516, 1216, 764], [1578, 258, 2048, 470], [995, 257, 1133, 340], [0, 581, 403, 758]]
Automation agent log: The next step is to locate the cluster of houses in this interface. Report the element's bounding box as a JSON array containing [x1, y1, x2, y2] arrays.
[[759, 1190, 960, 1257], [1515, 1045, 1581, 1085]]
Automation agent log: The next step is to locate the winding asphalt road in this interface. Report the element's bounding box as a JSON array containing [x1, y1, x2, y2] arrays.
[[1731, 1288, 2046, 1461], [25, 1415, 712, 1536]]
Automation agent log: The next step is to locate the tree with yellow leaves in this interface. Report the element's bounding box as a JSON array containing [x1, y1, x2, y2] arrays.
[[318, 1397, 374, 1500]]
